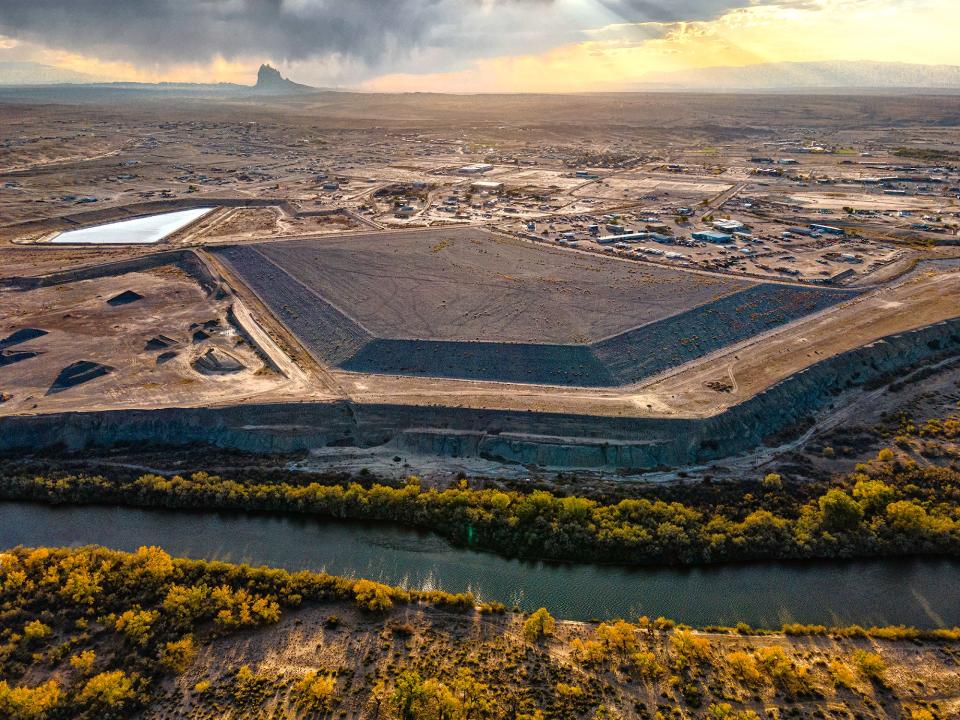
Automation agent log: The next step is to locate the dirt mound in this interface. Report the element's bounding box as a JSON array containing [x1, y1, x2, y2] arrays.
[[192, 330, 210, 343], [191, 348, 245, 374], [156, 351, 178, 365], [144, 335, 178, 351], [0, 350, 39, 367], [47, 360, 115, 394], [106, 290, 144, 307], [0, 328, 47, 350]]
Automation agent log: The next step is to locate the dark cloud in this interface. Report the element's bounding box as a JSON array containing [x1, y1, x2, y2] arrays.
[[597, 0, 757, 23], [0, 0, 553, 67]]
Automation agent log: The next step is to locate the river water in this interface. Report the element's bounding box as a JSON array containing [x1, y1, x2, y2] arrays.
[[1, 502, 956, 627]]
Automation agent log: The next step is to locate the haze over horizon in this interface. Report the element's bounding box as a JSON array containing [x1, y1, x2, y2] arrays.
[[0, 0, 957, 92]]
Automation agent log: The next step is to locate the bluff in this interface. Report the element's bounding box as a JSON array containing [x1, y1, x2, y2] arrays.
[[1, 318, 958, 470], [253, 64, 313, 94]]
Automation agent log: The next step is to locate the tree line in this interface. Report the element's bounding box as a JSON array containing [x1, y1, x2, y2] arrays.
[[1, 450, 959, 567], [0, 545, 491, 719]]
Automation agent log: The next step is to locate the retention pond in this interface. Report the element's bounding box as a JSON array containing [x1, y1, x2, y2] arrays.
[[1, 501, 957, 628], [49, 207, 213, 244]]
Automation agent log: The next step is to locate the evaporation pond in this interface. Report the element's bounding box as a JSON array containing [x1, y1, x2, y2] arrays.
[[50, 207, 214, 244]]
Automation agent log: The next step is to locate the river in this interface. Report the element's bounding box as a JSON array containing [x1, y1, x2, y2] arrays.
[[1, 501, 956, 627]]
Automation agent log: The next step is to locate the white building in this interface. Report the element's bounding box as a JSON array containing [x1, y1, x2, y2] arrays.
[[457, 163, 494, 175]]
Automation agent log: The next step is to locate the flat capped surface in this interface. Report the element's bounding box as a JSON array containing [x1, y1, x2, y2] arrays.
[[250, 228, 751, 343]]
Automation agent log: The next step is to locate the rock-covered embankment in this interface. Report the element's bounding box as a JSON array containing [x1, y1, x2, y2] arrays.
[[1, 318, 958, 470]]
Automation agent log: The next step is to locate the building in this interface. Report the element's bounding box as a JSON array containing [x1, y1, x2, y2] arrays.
[[471, 180, 503, 192], [457, 163, 494, 175], [645, 222, 672, 234], [598, 231, 656, 244], [692, 231, 733, 244], [713, 219, 746, 233], [810, 224, 845, 236]]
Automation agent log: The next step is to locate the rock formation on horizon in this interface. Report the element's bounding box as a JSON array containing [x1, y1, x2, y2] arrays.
[[253, 64, 313, 94]]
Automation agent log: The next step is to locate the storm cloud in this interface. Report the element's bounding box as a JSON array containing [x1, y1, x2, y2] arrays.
[[0, 0, 755, 71], [597, 0, 753, 23], [0, 1, 546, 66]]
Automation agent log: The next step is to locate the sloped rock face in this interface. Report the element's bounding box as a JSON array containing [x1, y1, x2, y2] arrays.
[[192, 348, 245, 374], [695, 318, 960, 461], [1, 318, 958, 469], [254, 64, 311, 94]]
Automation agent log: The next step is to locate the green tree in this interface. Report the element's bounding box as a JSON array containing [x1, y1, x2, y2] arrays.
[[852, 478, 896, 515], [393, 670, 427, 720], [522, 608, 555, 642], [819, 489, 864, 532]]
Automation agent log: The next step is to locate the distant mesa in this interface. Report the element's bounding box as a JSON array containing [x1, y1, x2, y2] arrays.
[[0, 328, 48, 351], [106, 290, 143, 307], [253, 64, 313, 95], [47, 360, 114, 395]]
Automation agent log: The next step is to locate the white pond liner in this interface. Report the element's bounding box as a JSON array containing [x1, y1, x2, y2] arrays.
[[49, 207, 215, 245]]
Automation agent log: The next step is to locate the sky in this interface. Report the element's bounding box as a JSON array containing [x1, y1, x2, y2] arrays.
[[0, 0, 956, 91]]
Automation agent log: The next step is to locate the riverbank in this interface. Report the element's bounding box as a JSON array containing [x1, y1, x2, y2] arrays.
[[2, 453, 958, 569], [3, 501, 960, 627], [0, 546, 956, 720]]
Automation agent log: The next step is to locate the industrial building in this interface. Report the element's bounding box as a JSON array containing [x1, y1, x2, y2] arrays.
[[692, 230, 733, 244], [457, 163, 494, 174], [713, 219, 746, 233], [810, 223, 845, 236], [471, 180, 503, 192]]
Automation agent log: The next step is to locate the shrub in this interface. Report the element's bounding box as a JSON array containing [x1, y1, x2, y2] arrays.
[[0, 679, 62, 719], [852, 649, 886, 681], [160, 635, 196, 674], [706, 703, 761, 720], [762, 473, 783, 490], [353, 579, 394, 612], [726, 651, 762, 686], [69, 649, 96, 675], [77, 671, 136, 708], [632, 650, 665, 680], [114, 608, 159, 645], [22, 620, 52, 643], [828, 660, 856, 689], [295, 671, 336, 711], [669, 629, 710, 666], [754, 647, 812, 696]]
